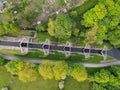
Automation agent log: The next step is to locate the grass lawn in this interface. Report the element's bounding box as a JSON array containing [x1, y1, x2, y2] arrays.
[[37, 32, 51, 42], [59, 36, 78, 45], [64, 77, 91, 90], [17, 50, 44, 58], [17, 50, 113, 63], [0, 67, 58, 90], [0, 67, 92, 90], [0, 49, 22, 55], [7, 30, 35, 37]]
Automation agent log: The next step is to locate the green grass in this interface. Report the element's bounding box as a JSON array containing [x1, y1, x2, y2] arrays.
[[64, 77, 91, 90], [37, 32, 51, 42], [0, 49, 22, 55], [0, 67, 10, 89], [17, 50, 44, 58], [78, 38, 86, 46], [8, 30, 34, 37], [59, 36, 78, 45], [17, 50, 112, 63], [66, 54, 104, 63], [0, 67, 92, 90], [0, 67, 58, 90]]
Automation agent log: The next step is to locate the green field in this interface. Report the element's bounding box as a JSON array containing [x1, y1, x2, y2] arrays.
[[0, 67, 90, 90], [64, 77, 91, 90], [18, 50, 112, 63]]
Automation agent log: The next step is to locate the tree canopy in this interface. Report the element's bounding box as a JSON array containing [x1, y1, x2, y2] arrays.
[[53, 61, 68, 80], [18, 63, 38, 82], [54, 14, 73, 39], [38, 60, 54, 80], [5, 60, 24, 75], [70, 64, 88, 82]]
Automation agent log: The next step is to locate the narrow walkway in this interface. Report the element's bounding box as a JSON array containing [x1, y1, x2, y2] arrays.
[[1, 54, 120, 68]]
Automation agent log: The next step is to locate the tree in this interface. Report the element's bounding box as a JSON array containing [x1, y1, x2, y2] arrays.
[[73, 28, 80, 37], [111, 66, 120, 79], [0, 25, 5, 36], [108, 27, 120, 48], [71, 11, 78, 18], [93, 3, 107, 20], [92, 83, 107, 90], [17, 6, 38, 28], [91, 69, 110, 83], [5, 60, 24, 75], [105, 0, 115, 12], [8, 24, 20, 34], [96, 25, 107, 41], [38, 60, 54, 80], [54, 14, 72, 39], [53, 61, 68, 80], [85, 25, 98, 44], [70, 64, 88, 82], [82, 9, 98, 27], [109, 16, 119, 27], [109, 74, 120, 86], [35, 23, 47, 32], [0, 23, 20, 36], [47, 18, 55, 36], [18, 62, 38, 82], [0, 56, 4, 66]]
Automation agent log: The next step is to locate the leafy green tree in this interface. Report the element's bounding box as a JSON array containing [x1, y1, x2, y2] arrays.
[[111, 66, 120, 79], [105, 0, 115, 12], [109, 16, 119, 27], [70, 64, 88, 82], [92, 83, 107, 90], [71, 11, 78, 18], [17, 6, 38, 28], [53, 61, 68, 80], [38, 60, 54, 80], [108, 27, 120, 48], [0, 25, 5, 36], [82, 9, 98, 27], [0, 23, 20, 36], [5, 60, 24, 75], [47, 18, 55, 36], [109, 74, 120, 86], [18, 62, 38, 82], [35, 24, 47, 32], [73, 28, 80, 37], [96, 25, 107, 41], [0, 56, 4, 66], [54, 14, 72, 39], [93, 3, 107, 20], [91, 69, 110, 83]]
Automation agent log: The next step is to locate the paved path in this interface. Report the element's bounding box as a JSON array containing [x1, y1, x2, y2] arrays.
[[1, 40, 120, 59], [0, 40, 104, 55], [1, 54, 120, 68], [107, 47, 120, 60]]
